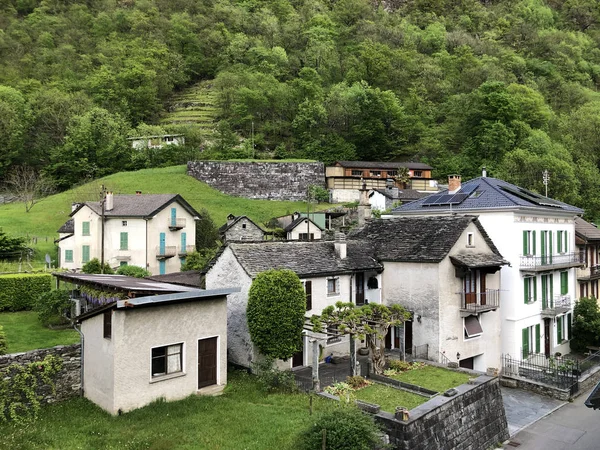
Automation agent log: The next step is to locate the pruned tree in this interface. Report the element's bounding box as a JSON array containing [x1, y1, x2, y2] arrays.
[[310, 301, 410, 374], [5, 165, 55, 212]]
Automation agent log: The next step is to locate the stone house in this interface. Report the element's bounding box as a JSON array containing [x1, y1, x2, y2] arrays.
[[368, 187, 428, 211], [204, 238, 383, 370], [128, 134, 185, 149], [575, 217, 600, 300], [285, 215, 323, 240], [349, 216, 507, 371], [57, 193, 200, 275], [219, 214, 265, 243], [395, 174, 584, 360]]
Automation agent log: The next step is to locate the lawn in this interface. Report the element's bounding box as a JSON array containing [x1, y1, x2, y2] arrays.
[[391, 365, 471, 393], [354, 383, 427, 412], [0, 371, 339, 450], [0, 165, 331, 263], [0, 311, 79, 353]]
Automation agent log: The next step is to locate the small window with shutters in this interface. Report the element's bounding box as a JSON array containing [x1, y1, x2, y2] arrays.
[[560, 271, 568, 295], [103, 310, 112, 339], [303, 280, 312, 311], [522, 230, 536, 256], [120, 232, 128, 250], [82, 221, 90, 236]]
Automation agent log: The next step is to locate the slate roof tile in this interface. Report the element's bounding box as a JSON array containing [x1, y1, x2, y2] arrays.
[[335, 161, 433, 170], [74, 194, 200, 218]]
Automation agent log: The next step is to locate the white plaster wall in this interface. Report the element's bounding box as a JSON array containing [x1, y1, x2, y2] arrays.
[[369, 192, 387, 211], [288, 220, 323, 240], [68, 205, 101, 271], [111, 298, 227, 414], [58, 233, 75, 270], [81, 312, 115, 413], [103, 217, 147, 269], [331, 189, 360, 204]]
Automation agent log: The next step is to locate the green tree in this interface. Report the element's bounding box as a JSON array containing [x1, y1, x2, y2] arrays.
[[181, 249, 217, 272], [81, 258, 114, 275], [0, 230, 27, 259], [116, 265, 151, 278], [195, 209, 220, 251], [571, 297, 600, 353], [0, 86, 28, 179], [247, 269, 305, 361], [35, 290, 72, 327], [0, 325, 6, 356]]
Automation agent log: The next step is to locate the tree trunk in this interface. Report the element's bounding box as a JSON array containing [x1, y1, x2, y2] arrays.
[[367, 324, 390, 375], [349, 334, 357, 376]]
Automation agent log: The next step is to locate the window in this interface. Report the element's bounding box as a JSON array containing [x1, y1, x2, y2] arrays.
[[367, 276, 378, 289], [303, 280, 312, 310], [557, 315, 567, 343], [82, 221, 90, 236], [103, 311, 112, 339], [541, 274, 553, 309], [387, 170, 397, 177], [464, 316, 483, 339], [327, 277, 340, 296], [82, 245, 90, 263], [120, 232, 128, 250], [119, 261, 128, 267], [413, 170, 422, 177], [151, 343, 183, 377], [557, 230, 568, 253], [242, 223, 246, 229], [371, 170, 381, 177], [65, 250, 73, 262], [467, 233, 474, 247], [122, 221, 128, 227], [351, 170, 362, 176], [522, 324, 540, 358], [541, 230, 552, 265], [523, 276, 537, 304], [560, 271, 568, 295], [522, 230, 536, 256]]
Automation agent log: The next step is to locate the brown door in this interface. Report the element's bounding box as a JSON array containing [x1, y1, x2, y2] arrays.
[[355, 273, 365, 305], [404, 321, 413, 354], [198, 337, 217, 389], [479, 271, 487, 305], [393, 326, 400, 349], [465, 272, 476, 304], [544, 319, 551, 357]]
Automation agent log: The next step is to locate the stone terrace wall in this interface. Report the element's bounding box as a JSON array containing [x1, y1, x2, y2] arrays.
[[376, 375, 509, 450], [187, 161, 325, 200], [0, 344, 81, 403]]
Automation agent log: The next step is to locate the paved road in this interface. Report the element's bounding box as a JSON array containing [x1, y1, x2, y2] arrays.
[[503, 388, 600, 449], [501, 387, 565, 437]]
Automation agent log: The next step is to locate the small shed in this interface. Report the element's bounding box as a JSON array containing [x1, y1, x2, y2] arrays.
[[76, 287, 238, 415], [285, 216, 323, 241]]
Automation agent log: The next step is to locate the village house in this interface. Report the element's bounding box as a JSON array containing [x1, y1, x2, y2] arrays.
[[128, 134, 185, 149], [394, 174, 584, 360], [575, 217, 600, 300], [204, 237, 383, 370], [368, 187, 428, 212], [57, 193, 200, 275], [285, 214, 323, 240], [348, 216, 507, 371], [218, 214, 265, 243]]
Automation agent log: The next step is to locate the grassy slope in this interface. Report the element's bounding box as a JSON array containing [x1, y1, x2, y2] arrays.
[[0, 165, 327, 260], [0, 311, 79, 353], [391, 366, 471, 392], [0, 371, 339, 450]]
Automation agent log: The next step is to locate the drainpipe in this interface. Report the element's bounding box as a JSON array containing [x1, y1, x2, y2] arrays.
[[145, 218, 149, 271], [73, 322, 84, 397]]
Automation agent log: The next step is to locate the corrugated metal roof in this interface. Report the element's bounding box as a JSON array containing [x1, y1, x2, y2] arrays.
[[116, 288, 240, 308], [55, 273, 199, 293]]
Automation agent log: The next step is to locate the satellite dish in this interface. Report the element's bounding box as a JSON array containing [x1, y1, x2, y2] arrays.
[[45, 254, 51, 264]]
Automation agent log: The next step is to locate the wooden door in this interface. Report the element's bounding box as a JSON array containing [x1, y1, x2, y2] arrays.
[[479, 271, 487, 305], [393, 326, 401, 349], [404, 321, 413, 354], [464, 272, 476, 304], [198, 337, 217, 389], [355, 273, 365, 305], [544, 319, 551, 357]]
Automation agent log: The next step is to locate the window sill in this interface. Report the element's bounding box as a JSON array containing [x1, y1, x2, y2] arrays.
[[327, 293, 340, 297], [150, 372, 186, 384], [465, 245, 476, 248]]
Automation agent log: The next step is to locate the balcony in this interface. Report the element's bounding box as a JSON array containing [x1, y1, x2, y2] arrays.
[[541, 294, 571, 318], [459, 289, 500, 317], [520, 252, 584, 272], [168, 218, 186, 231], [156, 246, 176, 259], [578, 264, 600, 282], [115, 249, 131, 261], [178, 245, 196, 256]]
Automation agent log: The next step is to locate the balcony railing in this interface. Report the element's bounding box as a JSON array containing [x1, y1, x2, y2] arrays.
[[178, 245, 196, 256], [541, 294, 571, 318], [520, 252, 584, 271], [168, 218, 186, 230], [459, 289, 500, 317], [156, 245, 176, 259], [115, 249, 131, 261]]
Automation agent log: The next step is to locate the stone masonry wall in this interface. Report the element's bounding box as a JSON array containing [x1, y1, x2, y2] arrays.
[[376, 376, 509, 450], [0, 344, 81, 403], [187, 161, 325, 200]]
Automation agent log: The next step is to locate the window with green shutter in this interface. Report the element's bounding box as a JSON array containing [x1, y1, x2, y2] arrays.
[[120, 232, 128, 250], [522, 328, 529, 358], [82, 221, 90, 236], [567, 313, 572, 340], [65, 250, 73, 262], [535, 324, 540, 353], [82, 245, 90, 263], [557, 317, 563, 343], [524, 278, 529, 304], [557, 231, 563, 253], [560, 271, 568, 295]]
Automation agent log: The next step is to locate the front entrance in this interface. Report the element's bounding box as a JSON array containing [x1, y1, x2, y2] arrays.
[[355, 272, 365, 305], [198, 337, 217, 389], [404, 321, 413, 355], [544, 318, 551, 357]]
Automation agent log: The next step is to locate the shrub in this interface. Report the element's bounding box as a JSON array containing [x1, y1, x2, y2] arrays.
[[299, 407, 381, 450], [346, 375, 371, 390], [81, 258, 114, 274], [0, 326, 6, 355], [116, 265, 151, 278], [251, 357, 298, 393], [35, 290, 72, 326], [0, 273, 52, 311], [388, 360, 412, 372]]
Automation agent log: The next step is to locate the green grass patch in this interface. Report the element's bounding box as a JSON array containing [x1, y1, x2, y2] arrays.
[[0, 371, 340, 450], [0, 165, 329, 263], [390, 365, 471, 392], [0, 311, 79, 353], [354, 383, 426, 413]]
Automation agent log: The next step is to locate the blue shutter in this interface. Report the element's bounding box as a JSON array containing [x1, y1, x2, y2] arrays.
[[159, 260, 166, 275], [171, 208, 177, 227], [181, 232, 186, 251], [159, 232, 165, 255]]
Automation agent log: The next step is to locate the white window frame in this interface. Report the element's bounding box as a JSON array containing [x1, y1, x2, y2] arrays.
[[327, 277, 340, 297], [151, 342, 184, 379], [464, 316, 483, 340], [122, 220, 128, 227]]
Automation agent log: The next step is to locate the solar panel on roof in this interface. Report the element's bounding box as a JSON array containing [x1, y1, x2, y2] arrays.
[[500, 186, 562, 208], [448, 193, 468, 204], [422, 195, 443, 205], [459, 183, 479, 196], [434, 194, 455, 204]]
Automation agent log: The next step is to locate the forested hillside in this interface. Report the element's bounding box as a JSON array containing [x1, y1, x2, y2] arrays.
[[2, 0, 600, 216]]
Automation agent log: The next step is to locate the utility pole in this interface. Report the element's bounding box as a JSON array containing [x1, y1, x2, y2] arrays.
[[100, 185, 106, 274], [542, 170, 549, 197]]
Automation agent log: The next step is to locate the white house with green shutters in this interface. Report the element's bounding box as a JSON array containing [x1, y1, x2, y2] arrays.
[[394, 174, 584, 360], [57, 193, 200, 275]]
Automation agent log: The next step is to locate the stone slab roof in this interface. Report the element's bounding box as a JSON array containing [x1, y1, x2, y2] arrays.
[[73, 194, 200, 218], [334, 161, 433, 170], [218, 215, 263, 234], [228, 241, 382, 278], [57, 219, 74, 233], [450, 254, 508, 268], [348, 216, 503, 263], [575, 217, 600, 242], [284, 216, 324, 232], [395, 177, 583, 215]]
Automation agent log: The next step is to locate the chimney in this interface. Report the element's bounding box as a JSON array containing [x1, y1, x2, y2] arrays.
[[226, 214, 235, 225], [105, 192, 114, 211], [482, 167, 487, 178], [334, 232, 347, 260], [71, 202, 81, 212], [448, 175, 461, 194], [357, 181, 372, 227], [136, 190, 142, 195], [292, 211, 301, 220]]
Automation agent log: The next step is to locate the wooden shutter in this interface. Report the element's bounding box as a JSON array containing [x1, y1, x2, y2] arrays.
[[82, 221, 90, 236], [550, 276, 554, 307], [541, 276, 547, 308], [305, 281, 312, 311], [557, 318, 562, 343], [541, 231, 546, 264], [567, 313, 572, 340], [82, 245, 90, 263], [561, 272, 568, 295], [524, 278, 529, 304], [535, 324, 540, 353], [533, 230, 536, 255], [557, 231, 562, 253], [523, 231, 528, 255], [549, 232, 553, 263], [181, 232, 187, 250], [120, 232, 128, 250], [533, 277, 537, 303], [522, 328, 529, 358]]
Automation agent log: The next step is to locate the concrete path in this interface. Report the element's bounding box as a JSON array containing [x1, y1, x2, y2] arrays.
[[502, 387, 600, 449], [501, 387, 566, 437]]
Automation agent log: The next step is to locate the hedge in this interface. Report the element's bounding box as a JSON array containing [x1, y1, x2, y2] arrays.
[[0, 274, 52, 311]]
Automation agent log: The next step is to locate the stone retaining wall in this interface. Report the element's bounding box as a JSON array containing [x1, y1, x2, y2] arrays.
[[187, 161, 325, 200], [500, 375, 570, 401], [0, 344, 81, 403]]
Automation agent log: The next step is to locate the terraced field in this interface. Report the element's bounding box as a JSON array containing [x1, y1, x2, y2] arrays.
[[161, 80, 219, 136]]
